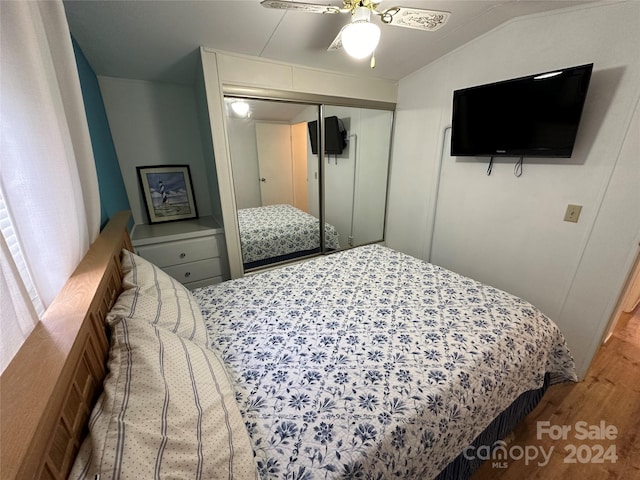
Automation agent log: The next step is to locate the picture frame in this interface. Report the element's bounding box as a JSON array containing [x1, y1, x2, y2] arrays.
[[137, 165, 198, 224]]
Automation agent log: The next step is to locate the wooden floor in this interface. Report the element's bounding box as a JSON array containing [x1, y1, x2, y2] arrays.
[[472, 306, 640, 479]]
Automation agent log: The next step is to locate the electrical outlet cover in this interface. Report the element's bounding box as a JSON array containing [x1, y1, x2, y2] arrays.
[[564, 204, 583, 223]]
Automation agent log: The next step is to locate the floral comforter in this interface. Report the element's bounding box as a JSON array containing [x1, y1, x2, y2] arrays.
[[237, 204, 340, 264], [193, 245, 576, 479]]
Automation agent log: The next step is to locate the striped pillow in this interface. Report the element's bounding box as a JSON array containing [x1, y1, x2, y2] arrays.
[[106, 249, 208, 345], [70, 319, 258, 479]]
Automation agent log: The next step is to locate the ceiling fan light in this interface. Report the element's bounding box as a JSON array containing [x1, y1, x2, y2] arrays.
[[342, 7, 380, 60], [342, 21, 380, 59]]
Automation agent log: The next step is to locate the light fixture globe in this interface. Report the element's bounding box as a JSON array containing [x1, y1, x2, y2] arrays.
[[342, 7, 380, 59]]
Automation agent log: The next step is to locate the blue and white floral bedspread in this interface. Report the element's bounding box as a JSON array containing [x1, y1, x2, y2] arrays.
[[193, 245, 576, 480], [238, 204, 340, 264]]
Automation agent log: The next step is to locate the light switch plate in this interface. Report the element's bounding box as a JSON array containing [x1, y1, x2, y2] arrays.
[[564, 204, 582, 223]]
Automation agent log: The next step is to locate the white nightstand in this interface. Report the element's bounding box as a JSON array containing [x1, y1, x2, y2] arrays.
[[131, 216, 228, 289]]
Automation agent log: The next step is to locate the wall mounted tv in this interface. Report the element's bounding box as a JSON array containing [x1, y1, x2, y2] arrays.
[[308, 116, 347, 155], [451, 63, 593, 158]]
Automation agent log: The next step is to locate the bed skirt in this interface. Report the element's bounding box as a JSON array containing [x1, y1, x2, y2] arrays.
[[435, 373, 551, 479]]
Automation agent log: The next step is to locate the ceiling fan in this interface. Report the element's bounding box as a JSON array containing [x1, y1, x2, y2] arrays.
[[260, 0, 451, 67]]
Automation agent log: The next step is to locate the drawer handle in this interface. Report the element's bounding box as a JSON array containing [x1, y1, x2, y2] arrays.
[[179, 252, 186, 259], [184, 272, 191, 278]]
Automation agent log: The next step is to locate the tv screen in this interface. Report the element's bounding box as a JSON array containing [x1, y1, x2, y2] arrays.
[[308, 116, 346, 155], [451, 63, 593, 157]]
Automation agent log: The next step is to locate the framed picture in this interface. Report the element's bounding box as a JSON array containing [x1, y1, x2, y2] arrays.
[[137, 165, 198, 224]]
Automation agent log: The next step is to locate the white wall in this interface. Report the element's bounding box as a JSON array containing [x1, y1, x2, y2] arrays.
[[386, 1, 640, 379], [98, 77, 213, 225]]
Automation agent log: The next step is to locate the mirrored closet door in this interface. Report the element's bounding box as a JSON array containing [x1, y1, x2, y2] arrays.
[[224, 95, 393, 273], [322, 105, 393, 249]]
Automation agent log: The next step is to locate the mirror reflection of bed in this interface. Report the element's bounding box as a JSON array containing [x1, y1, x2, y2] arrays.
[[225, 97, 393, 271], [237, 203, 340, 269]]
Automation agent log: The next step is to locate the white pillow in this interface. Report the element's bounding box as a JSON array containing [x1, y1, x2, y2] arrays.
[[106, 249, 208, 345], [70, 319, 258, 479]]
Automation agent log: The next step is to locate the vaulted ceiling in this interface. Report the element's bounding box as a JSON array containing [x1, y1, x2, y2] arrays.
[[64, 0, 593, 85]]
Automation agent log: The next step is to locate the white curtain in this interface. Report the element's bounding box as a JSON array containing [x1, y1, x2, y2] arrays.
[[0, 0, 101, 373]]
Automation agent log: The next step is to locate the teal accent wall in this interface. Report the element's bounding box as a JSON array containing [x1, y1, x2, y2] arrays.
[[72, 37, 130, 229]]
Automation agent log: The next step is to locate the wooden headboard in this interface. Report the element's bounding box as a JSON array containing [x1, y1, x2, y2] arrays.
[[0, 211, 131, 479]]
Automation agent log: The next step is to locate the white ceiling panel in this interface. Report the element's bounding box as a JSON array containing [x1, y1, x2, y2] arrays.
[[64, 0, 595, 85]]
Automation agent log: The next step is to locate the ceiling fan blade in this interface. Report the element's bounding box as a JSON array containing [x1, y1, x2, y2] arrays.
[[260, 0, 342, 14], [327, 25, 346, 51], [380, 6, 450, 31]]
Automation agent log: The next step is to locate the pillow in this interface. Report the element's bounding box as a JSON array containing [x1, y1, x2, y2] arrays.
[[70, 320, 258, 479], [106, 249, 208, 345]]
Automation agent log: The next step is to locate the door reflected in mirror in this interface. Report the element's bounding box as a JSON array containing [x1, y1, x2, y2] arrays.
[[224, 96, 393, 272]]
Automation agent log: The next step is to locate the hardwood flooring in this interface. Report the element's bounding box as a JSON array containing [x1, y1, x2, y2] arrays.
[[471, 306, 640, 480]]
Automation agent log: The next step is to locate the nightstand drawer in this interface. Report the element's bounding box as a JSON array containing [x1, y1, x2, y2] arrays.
[[136, 236, 219, 268], [164, 258, 222, 284]]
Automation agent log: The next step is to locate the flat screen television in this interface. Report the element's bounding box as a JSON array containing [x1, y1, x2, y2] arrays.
[[451, 63, 593, 157], [308, 116, 347, 155]]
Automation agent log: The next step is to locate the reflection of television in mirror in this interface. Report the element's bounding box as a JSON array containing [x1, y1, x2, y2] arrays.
[[451, 63, 593, 157], [308, 116, 347, 155]]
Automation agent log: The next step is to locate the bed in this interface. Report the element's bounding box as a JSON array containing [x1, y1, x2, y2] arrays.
[[0, 212, 577, 479], [193, 245, 577, 479], [238, 204, 341, 269]]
